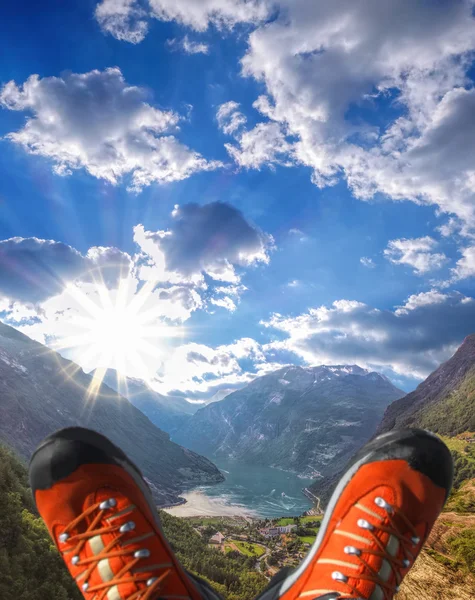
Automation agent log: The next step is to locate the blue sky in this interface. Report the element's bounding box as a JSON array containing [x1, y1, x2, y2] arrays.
[[1, 0, 475, 398]]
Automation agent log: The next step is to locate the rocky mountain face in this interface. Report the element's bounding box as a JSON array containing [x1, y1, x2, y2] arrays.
[[96, 369, 197, 438], [174, 365, 403, 478], [0, 322, 223, 506], [377, 334, 475, 436], [311, 334, 475, 505]]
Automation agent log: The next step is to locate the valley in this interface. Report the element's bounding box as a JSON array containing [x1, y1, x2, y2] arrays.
[[1, 327, 475, 599]]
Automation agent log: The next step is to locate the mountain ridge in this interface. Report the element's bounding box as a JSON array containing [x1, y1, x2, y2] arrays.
[[0, 321, 224, 506], [377, 334, 475, 436], [174, 363, 404, 478], [93, 368, 197, 437]]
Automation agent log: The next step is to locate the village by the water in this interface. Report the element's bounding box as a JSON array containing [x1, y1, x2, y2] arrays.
[[183, 512, 323, 578]]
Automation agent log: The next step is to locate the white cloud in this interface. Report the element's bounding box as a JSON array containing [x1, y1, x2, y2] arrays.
[[451, 246, 475, 281], [287, 279, 301, 288], [151, 339, 263, 398], [262, 290, 475, 379], [167, 35, 209, 54], [95, 0, 149, 43], [0, 68, 221, 190], [288, 228, 309, 242], [384, 237, 447, 275], [95, 0, 271, 41], [217, 101, 295, 169], [344, 87, 475, 232], [216, 101, 247, 135], [210, 296, 236, 311], [237, 1, 475, 230], [360, 257, 375, 269], [93, 1, 475, 230], [214, 284, 247, 296], [225, 122, 294, 170], [437, 218, 460, 238], [394, 289, 448, 315], [0, 299, 38, 324]]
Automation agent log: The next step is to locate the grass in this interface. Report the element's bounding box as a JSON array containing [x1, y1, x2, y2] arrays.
[[298, 536, 316, 544], [231, 540, 266, 557], [426, 548, 459, 570], [275, 516, 321, 526], [187, 517, 230, 526]]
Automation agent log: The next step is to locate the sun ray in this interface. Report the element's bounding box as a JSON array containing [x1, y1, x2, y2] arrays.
[[52, 271, 180, 393]]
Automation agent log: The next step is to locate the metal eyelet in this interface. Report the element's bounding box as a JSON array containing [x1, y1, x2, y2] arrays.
[[119, 521, 136, 533], [147, 577, 158, 586], [58, 532, 69, 543], [99, 498, 117, 510], [82, 582, 89, 592], [344, 545, 361, 556], [134, 549, 151, 559], [357, 518, 374, 531], [374, 496, 393, 512], [411, 536, 420, 545], [71, 555, 80, 566], [331, 571, 348, 583]]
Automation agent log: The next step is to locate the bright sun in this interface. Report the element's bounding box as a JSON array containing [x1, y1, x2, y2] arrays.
[[52, 271, 183, 396]]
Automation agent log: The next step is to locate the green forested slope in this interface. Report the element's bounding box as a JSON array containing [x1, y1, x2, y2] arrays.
[[0, 445, 81, 600], [408, 370, 475, 436]]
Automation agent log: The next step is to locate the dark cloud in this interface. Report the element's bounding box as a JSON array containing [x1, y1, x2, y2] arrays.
[[0, 237, 131, 303], [186, 351, 210, 363], [146, 201, 272, 276], [265, 292, 475, 378]]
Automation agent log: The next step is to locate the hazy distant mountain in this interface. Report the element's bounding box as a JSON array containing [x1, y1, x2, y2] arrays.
[[377, 334, 475, 436], [206, 388, 234, 404], [174, 364, 403, 478], [0, 322, 223, 505], [95, 369, 197, 437]]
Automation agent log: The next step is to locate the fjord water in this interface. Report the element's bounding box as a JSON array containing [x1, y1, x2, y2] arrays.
[[198, 458, 314, 517]]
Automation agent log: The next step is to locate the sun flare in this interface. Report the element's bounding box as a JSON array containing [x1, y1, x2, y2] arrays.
[[51, 271, 184, 397]]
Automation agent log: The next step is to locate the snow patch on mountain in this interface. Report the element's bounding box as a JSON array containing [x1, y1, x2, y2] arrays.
[[0, 349, 27, 374]]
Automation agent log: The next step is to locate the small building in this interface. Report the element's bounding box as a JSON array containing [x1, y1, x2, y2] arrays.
[[259, 525, 296, 538], [209, 532, 225, 544]]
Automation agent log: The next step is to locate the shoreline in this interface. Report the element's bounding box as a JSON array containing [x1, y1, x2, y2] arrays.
[[162, 490, 258, 518], [158, 496, 187, 510]]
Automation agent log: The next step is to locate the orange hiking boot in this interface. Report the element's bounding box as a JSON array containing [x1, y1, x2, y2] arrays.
[[29, 427, 221, 600], [258, 429, 453, 600]]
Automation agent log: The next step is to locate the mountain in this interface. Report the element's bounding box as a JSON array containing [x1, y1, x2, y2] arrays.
[[0, 321, 223, 506], [311, 335, 475, 506], [174, 365, 404, 478], [377, 334, 475, 436], [206, 388, 234, 404], [94, 369, 197, 437]]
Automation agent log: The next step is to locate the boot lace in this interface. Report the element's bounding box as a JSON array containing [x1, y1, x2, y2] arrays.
[[304, 496, 421, 600], [58, 498, 185, 600]]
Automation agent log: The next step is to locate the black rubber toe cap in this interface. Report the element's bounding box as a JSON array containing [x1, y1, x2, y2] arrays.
[[349, 428, 454, 499], [29, 427, 140, 496]]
